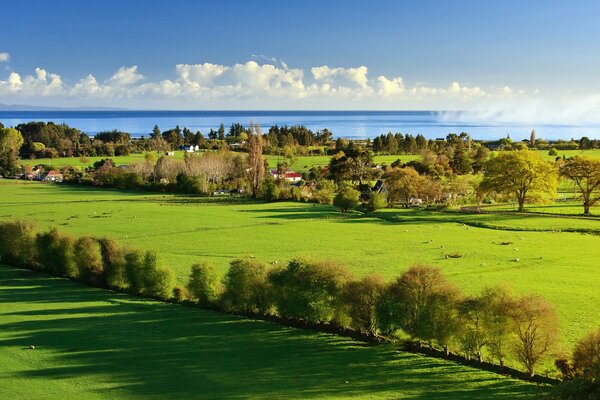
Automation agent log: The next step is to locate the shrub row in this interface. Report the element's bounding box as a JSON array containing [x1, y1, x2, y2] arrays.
[[0, 221, 176, 300], [2, 220, 599, 389]]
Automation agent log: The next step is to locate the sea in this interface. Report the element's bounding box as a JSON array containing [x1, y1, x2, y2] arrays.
[[1, 110, 599, 141]]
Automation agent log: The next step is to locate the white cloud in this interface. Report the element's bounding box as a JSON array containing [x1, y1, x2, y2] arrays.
[[0, 52, 9, 62], [106, 65, 144, 86], [0, 60, 544, 112], [311, 65, 370, 89], [377, 76, 405, 96]]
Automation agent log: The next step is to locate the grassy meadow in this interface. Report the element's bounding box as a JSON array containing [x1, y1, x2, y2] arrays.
[[1, 179, 599, 355], [0, 266, 543, 399], [17, 152, 420, 173]]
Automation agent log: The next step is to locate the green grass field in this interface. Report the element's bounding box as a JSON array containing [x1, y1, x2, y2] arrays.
[[1, 179, 599, 355], [17, 152, 421, 173], [0, 266, 543, 399]]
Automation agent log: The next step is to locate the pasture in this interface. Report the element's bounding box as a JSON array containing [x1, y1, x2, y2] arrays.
[[1, 179, 599, 354], [0, 266, 542, 399], [17, 152, 421, 173]]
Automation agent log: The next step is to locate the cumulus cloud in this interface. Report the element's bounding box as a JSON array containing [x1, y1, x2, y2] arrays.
[[0, 52, 9, 62], [106, 65, 144, 86], [311, 65, 370, 89], [0, 60, 558, 115], [377, 76, 405, 96]]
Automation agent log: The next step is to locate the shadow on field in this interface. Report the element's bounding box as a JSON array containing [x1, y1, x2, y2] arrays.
[[0, 267, 541, 399]]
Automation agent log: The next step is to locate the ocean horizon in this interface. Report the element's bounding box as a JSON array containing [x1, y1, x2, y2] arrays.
[[1, 110, 599, 141]]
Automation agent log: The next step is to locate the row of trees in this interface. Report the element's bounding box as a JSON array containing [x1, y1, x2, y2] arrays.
[[187, 257, 561, 377], [2, 220, 599, 385], [0, 221, 176, 300]]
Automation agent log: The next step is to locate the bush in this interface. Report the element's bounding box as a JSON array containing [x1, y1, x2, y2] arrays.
[[366, 192, 386, 212], [187, 262, 220, 305], [269, 258, 352, 324], [344, 274, 387, 334], [141, 250, 175, 300], [74, 237, 105, 286], [0, 221, 38, 268], [333, 186, 360, 212], [36, 229, 77, 278], [549, 148, 558, 156], [124, 250, 147, 294], [222, 258, 271, 314], [99, 238, 127, 290]]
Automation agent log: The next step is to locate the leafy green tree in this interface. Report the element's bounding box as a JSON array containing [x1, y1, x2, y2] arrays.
[[187, 262, 220, 305], [99, 238, 127, 290], [222, 258, 271, 314], [560, 157, 600, 215], [124, 250, 147, 294], [74, 237, 105, 286], [142, 250, 175, 300], [0, 127, 24, 174], [269, 258, 352, 324], [37, 229, 77, 278], [344, 274, 387, 335], [480, 150, 558, 212], [385, 265, 462, 350], [328, 143, 373, 184], [384, 167, 422, 207], [333, 186, 360, 212], [0, 220, 38, 268], [366, 192, 386, 212]]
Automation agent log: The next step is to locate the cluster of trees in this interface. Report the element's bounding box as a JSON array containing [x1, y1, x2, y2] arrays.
[[188, 258, 561, 377], [0, 221, 177, 300], [478, 150, 600, 215], [16, 122, 137, 159]]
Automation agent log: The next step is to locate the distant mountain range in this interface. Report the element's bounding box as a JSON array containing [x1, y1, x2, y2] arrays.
[[0, 103, 127, 111]]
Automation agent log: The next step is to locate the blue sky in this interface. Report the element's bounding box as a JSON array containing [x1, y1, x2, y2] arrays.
[[2, 0, 600, 117]]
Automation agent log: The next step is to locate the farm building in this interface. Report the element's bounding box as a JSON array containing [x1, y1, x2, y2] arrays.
[[269, 169, 302, 183], [40, 171, 63, 183]]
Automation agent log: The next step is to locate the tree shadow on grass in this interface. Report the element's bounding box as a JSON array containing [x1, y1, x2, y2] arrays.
[[0, 267, 543, 399]]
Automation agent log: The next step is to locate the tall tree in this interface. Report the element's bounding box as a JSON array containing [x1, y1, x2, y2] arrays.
[[247, 122, 265, 198], [480, 150, 558, 212], [0, 127, 24, 174], [509, 294, 559, 377], [560, 157, 600, 215]]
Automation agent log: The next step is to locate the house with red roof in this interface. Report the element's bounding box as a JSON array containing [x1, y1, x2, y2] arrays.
[[269, 169, 302, 183]]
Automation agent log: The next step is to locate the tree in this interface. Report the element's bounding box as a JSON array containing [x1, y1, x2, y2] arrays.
[[0, 220, 38, 268], [218, 123, 225, 141], [366, 192, 386, 212], [384, 167, 421, 207], [0, 127, 24, 174], [560, 157, 600, 215], [187, 262, 220, 305], [385, 265, 462, 352], [37, 229, 77, 278], [150, 124, 161, 139], [480, 150, 558, 212], [247, 123, 265, 198], [509, 294, 559, 377], [328, 143, 373, 184], [222, 258, 271, 314], [269, 258, 352, 324], [458, 287, 513, 364], [333, 186, 360, 212], [73, 237, 105, 286], [344, 274, 386, 335], [572, 328, 600, 381]]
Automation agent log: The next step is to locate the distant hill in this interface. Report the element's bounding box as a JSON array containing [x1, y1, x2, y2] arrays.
[[0, 103, 127, 111]]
